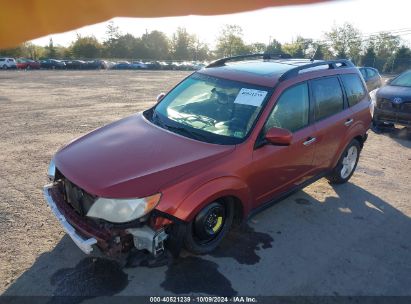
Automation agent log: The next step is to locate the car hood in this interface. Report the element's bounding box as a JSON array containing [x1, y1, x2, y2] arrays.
[[55, 113, 235, 198], [377, 85, 411, 100]]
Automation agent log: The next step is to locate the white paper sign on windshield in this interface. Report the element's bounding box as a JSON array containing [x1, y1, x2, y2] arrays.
[[234, 88, 268, 107]]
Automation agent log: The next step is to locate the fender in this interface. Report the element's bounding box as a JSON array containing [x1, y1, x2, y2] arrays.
[[330, 118, 367, 169], [171, 176, 252, 222]]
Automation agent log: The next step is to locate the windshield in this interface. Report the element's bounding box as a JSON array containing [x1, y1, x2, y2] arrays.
[[391, 71, 411, 87], [153, 73, 271, 144]]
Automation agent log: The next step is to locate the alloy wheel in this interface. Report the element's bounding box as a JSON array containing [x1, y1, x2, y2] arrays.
[[341, 146, 358, 179]]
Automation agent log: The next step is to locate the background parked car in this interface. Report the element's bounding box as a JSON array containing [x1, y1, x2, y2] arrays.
[[359, 67, 382, 92], [16, 58, 41, 69], [144, 61, 162, 70], [0, 57, 17, 69], [112, 61, 131, 69], [40, 59, 66, 69], [63, 60, 86, 70], [130, 61, 148, 69], [374, 69, 411, 129]]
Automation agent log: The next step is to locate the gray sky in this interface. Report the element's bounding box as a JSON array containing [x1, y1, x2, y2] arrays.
[[31, 0, 411, 48]]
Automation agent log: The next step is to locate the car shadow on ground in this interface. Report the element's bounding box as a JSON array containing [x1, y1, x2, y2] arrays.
[[372, 125, 411, 148], [3, 182, 411, 299]]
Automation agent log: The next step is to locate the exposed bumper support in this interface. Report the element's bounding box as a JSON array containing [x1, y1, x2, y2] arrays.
[[43, 184, 97, 254], [127, 226, 168, 257]]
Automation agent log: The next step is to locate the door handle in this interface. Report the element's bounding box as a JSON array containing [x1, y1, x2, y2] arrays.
[[303, 137, 316, 146], [344, 118, 354, 126]]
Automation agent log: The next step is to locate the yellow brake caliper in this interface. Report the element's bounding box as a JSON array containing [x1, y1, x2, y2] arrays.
[[212, 216, 223, 232]]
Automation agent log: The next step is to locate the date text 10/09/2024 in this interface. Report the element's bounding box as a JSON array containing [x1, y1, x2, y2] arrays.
[[149, 297, 258, 303]]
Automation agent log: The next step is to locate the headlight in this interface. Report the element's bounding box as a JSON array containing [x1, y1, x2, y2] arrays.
[[86, 193, 161, 223], [48, 158, 56, 181]]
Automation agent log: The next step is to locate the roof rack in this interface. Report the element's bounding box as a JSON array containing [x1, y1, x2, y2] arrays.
[[278, 59, 354, 81], [206, 53, 292, 68]]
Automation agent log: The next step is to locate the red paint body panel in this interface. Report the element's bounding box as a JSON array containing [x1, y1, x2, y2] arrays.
[[55, 114, 235, 198], [53, 63, 372, 225]]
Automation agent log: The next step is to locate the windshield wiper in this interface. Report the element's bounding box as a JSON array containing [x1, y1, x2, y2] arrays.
[[163, 123, 210, 142], [153, 111, 211, 142]]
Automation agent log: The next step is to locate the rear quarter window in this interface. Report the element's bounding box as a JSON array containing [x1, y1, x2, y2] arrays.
[[311, 77, 344, 121], [341, 74, 366, 107]]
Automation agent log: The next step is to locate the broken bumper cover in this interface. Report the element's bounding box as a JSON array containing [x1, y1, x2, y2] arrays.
[[43, 183, 170, 257], [43, 184, 97, 254]]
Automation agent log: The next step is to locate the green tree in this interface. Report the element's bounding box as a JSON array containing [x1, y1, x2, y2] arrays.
[[70, 35, 102, 59], [324, 23, 362, 62], [311, 42, 332, 60], [22, 42, 45, 60], [103, 21, 121, 58], [192, 38, 210, 61], [0, 46, 24, 57], [106, 21, 120, 41], [389, 46, 411, 73], [282, 36, 313, 58], [368, 32, 401, 71], [361, 46, 377, 67], [171, 27, 195, 60], [141, 30, 170, 60], [247, 42, 266, 53], [215, 25, 248, 57], [266, 39, 283, 54], [108, 34, 139, 59], [45, 38, 57, 58]]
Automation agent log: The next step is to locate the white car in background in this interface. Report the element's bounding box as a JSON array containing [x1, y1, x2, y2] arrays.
[[0, 57, 17, 69]]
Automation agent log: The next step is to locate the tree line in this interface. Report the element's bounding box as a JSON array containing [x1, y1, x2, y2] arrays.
[[1, 22, 411, 73]]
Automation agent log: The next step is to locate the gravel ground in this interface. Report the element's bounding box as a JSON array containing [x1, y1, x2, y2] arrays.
[[0, 70, 410, 297]]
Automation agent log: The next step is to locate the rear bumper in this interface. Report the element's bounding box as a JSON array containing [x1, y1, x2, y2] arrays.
[[43, 184, 97, 254], [374, 108, 411, 127]]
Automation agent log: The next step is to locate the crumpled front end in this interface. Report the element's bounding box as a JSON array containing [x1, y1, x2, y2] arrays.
[[43, 173, 173, 258]]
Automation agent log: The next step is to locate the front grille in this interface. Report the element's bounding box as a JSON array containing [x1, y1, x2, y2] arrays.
[[379, 99, 392, 110], [61, 178, 95, 216], [378, 99, 411, 113]]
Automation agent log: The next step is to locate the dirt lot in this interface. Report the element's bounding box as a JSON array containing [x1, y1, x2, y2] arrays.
[[0, 70, 410, 297]]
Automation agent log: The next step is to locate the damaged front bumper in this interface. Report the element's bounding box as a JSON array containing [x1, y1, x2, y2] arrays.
[[43, 183, 169, 257], [44, 184, 97, 254]]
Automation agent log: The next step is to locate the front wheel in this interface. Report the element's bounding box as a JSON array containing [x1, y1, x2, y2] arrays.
[[327, 139, 361, 184], [184, 200, 234, 254]]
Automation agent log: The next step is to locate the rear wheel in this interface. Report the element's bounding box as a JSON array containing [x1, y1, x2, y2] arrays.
[[327, 139, 360, 184], [184, 200, 233, 254]]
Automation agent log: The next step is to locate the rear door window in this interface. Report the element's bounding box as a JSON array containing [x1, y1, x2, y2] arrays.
[[311, 77, 344, 121], [359, 68, 367, 79], [367, 68, 377, 78], [341, 74, 367, 107]]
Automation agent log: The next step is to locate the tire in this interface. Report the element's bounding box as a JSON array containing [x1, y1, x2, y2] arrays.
[[2, 64, 7, 70], [184, 199, 234, 254], [327, 139, 361, 184]]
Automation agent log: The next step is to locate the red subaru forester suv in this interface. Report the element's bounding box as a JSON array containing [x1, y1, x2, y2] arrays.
[[44, 55, 372, 260]]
